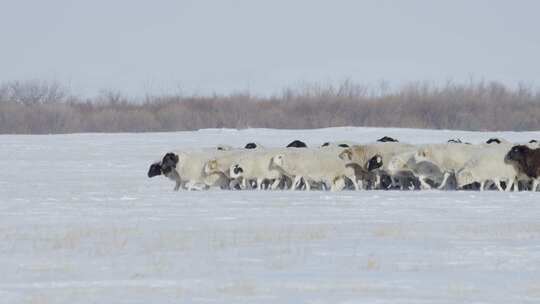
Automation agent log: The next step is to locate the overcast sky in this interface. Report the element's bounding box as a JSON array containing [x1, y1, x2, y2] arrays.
[[1, 0, 539, 97]]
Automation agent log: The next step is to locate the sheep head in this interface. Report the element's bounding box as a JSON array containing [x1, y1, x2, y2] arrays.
[[204, 159, 219, 174], [270, 154, 285, 168], [229, 164, 244, 178], [339, 148, 353, 161], [367, 154, 383, 171], [161, 153, 179, 175]]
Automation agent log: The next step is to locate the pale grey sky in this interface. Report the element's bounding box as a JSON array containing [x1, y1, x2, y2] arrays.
[[1, 0, 539, 97]]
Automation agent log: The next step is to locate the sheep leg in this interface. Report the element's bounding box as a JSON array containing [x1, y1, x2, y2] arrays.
[[480, 181, 486, 191], [257, 178, 264, 190], [186, 181, 200, 191], [419, 176, 432, 190], [375, 174, 381, 189], [437, 172, 451, 190], [494, 179, 504, 192], [229, 179, 239, 190], [331, 178, 346, 192], [398, 177, 406, 190], [285, 177, 292, 190], [299, 177, 306, 190], [505, 179, 514, 192], [241, 178, 246, 190], [174, 181, 181, 191], [270, 178, 281, 190], [248, 179, 256, 190], [304, 179, 311, 191], [292, 176, 302, 191], [350, 178, 360, 191], [390, 177, 398, 189], [241, 178, 250, 190], [357, 180, 364, 190], [189, 182, 205, 191], [533, 179, 540, 192]]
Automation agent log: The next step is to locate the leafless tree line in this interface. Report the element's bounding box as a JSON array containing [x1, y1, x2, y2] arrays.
[[1, 79, 540, 134]]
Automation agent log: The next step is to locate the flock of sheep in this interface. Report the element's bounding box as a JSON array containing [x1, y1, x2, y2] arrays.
[[148, 136, 540, 192]]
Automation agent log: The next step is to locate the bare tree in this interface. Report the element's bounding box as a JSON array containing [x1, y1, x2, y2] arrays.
[[1, 79, 540, 134], [0, 80, 69, 105]]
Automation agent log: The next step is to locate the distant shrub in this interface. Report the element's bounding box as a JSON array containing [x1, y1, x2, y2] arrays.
[[1, 80, 539, 133]]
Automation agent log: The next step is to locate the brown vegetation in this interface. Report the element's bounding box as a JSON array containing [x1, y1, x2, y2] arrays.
[[1, 80, 539, 134]]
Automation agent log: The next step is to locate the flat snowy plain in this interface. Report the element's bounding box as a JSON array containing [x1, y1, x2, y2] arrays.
[[1, 127, 540, 304]]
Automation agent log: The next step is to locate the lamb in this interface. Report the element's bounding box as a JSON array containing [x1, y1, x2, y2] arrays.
[[413, 143, 482, 173], [361, 153, 415, 190], [339, 143, 417, 171], [505, 145, 540, 191], [270, 148, 356, 191], [344, 163, 370, 189], [413, 144, 485, 190], [339, 143, 417, 189], [387, 152, 450, 190], [389, 170, 420, 190], [344, 154, 384, 190]]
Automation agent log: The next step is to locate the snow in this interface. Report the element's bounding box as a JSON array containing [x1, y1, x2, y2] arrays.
[[1, 127, 540, 303]]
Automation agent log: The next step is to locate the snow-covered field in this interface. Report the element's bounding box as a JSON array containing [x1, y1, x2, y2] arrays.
[[1, 127, 540, 304]]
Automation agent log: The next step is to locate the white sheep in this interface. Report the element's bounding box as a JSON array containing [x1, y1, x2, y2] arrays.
[[161, 149, 234, 191], [270, 148, 356, 191], [229, 149, 284, 190], [456, 145, 518, 191], [414, 143, 483, 172]]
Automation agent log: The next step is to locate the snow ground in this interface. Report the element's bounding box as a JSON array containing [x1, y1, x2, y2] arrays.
[[1, 127, 540, 303]]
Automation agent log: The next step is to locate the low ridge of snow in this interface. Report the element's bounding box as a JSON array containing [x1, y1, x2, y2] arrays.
[[1, 127, 540, 303]]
